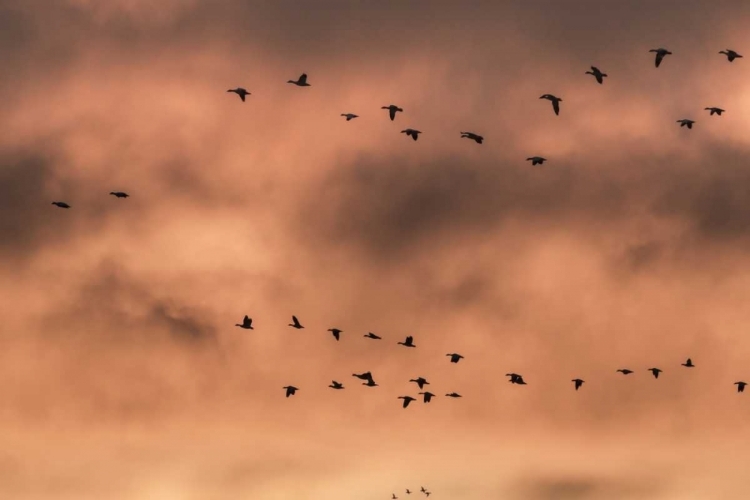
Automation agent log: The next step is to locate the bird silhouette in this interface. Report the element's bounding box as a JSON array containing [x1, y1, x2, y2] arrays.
[[506, 373, 527, 385], [401, 129, 421, 141], [649, 48, 672, 67], [283, 386, 298, 397], [418, 391, 435, 403], [392, 495, 398, 500], [648, 368, 662, 379], [341, 113, 359, 121], [736, 381, 747, 393], [446, 353, 464, 363], [681, 358, 695, 368], [398, 396, 416, 408], [109, 191, 129, 198], [227, 88, 250, 101], [460, 131, 483, 144], [381, 104, 403, 121], [235, 315, 253, 329], [406, 489, 412, 495], [585, 66, 608, 84], [526, 156, 547, 166], [52, 202, 70, 209], [719, 49, 743, 62], [398, 336, 416, 347], [705, 107, 724, 116], [677, 119, 695, 129], [424, 493, 430, 498], [289, 316, 304, 329], [410, 377, 429, 389], [539, 94, 562, 115], [353, 372, 378, 387], [329, 380, 344, 390], [617, 369, 634, 375], [287, 73, 310, 86], [572, 379, 584, 390], [364, 332, 382, 340], [328, 328, 342, 341], [445, 392, 462, 398]]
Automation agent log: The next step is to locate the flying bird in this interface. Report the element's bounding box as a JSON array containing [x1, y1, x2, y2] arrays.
[[329, 380, 344, 390], [649, 48, 672, 68], [235, 315, 253, 329], [418, 391, 435, 403], [585, 66, 608, 84], [446, 353, 464, 363], [681, 358, 695, 368], [719, 49, 743, 62], [406, 489, 412, 495], [287, 73, 310, 86], [227, 88, 250, 101], [677, 119, 695, 129], [410, 377, 429, 389], [283, 386, 298, 397], [526, 156, 547, 166], [381, 104, 403, 121], [398, 336, 416, 348], [460, 131, 483, 144], [736, 381, 747, 393], [289, 316, 304, 329], [445, 392, 462, 398], [52, 202, 70, 209], [506, 373, 527, 385], [648, 368, 663, 379], [364, 332, 382, 340], [328, 328, 342, 341], [617, 369, 634, 375], [109, 191, 129, 198], [398, 396, 416, 408], [392, 495, 398, 500], [353, 372, 378, 387], [341, 113, 359, 121], [401, 129, 421, 141], [572, 379, 585, 390], [424, 493, 431, 498], [705, 107, 724, 116], [539, 94, 562, 115]]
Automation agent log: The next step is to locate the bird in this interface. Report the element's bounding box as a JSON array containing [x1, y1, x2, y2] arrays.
[[539, 94, 562, 115], [681, 358, 695, 368], [677, 119, 695, 129], [648, 368, 662, 379], [649, 48, 672, 68], [227, 88, 250, 101], [364, 332, 381, 340], [409, 377, 429, 389], [329, 380, 344, 390], [736, 381, 747, 393], [353, 372, 378, 387], [445, 392, 462, 398], [526, 156, 547, 166], [289, 316, 304, 329], [572, 379, 584, 390], [328, 328, 342, 341], [398, 396, 416, 408], [460, 131, 483, 144], [418, 391, 435, 403], [52, 202, 70, 209], [341, 113, 359, 121], [585, 66, 607, 84], [406, 489, 412, 495], [705, 107, 725, 116], [397, 336, 416, 347], [420, 487, 426, 494], [446, 353, 464, 363], [719, 49, 743, 62], [392, 495, 398, 500], [617, 369, 634, 375], [401, 129, 421, 141], [381, 104, 403, 121], [424, 493, 431, 498], [235, 315, 253, 329], [506, 373, 527, 385], [109, 191, 129, 198], [287, 73, 310, 86], [283, 386, 298, 397]]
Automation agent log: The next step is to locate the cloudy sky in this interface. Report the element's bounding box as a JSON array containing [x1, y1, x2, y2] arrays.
[[2, 0, 750, 498]]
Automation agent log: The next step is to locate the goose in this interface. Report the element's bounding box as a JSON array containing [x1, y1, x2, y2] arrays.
[[649, 48, 672, 68], [420, 487, 426, 494], [397, 336, 416, 348], [648, 368, 662, 379], [288, 315, 304, 329], [235, 315, 253, 329], [445, 392, 462, 398], [719, 49, 743, 62], [406, 490, 412, 495], [424, 493, 431, 498], [572, 378, 584, 390], [418, 391, 435, 403], [109, 191, 129, 198], [364, 332, 382, 340], [446, 353, 464, 363], [526, 156, 547, 166], [409, 377, 429, 389], [287, 73, 310, 86], [283, 386, 298, 397], [506, 373, 527, 385], [52, 202, 71, 209], [539, 94, 562, 115], [353, 372, 378, 387], [227, 87, 250, 101], [460, 131, 483, 144], [736, 381, 747, 393], [681, 358, 695, 368], [617, 369, 634, 375], [585, 66, 608, 84], [677, 119, 695, 129], [705, 107, 724, 116], [392, 495, 398, 500], [381, 104, 403, 121], [341, 113, 359, 121], [401, 129, 421, 141], [328, 328, 342, 341], [398, 396, 416, 408], [329, 380, 344, 390]]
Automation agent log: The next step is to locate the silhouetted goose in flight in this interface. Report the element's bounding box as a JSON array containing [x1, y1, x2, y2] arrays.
[[329, 380, 344, 390], [460, 131, 483, 144], [235, 315, 253, 329], [410, 377, 429, 389], [649, 48, 672, 68], [719, 49, 742, 62], [539, 94, 562, 115], [506, 373, 527, 384], [109, 191, 129, 198], [736, 381, 747, 393], [446, 353, 464, 363], [289, 315, 304, 329], [227, 88, 250, 101], [353, 372, 378, 386], [677, 119, 695, 129], [398, 396, 416, 408], [401, 129, 421, 141], [381, 104, 403, 121], [364, 332, 381, 340], [398, 336, 416, 347], [418, 391, 435, 403], [705, 107, 724, 116], [392, 495, 398, 500], [681, 358, 694, 368], [328, 328, 342, 341], [445, 392, 462, 398], [617, 369, 633, 375], [572, 379, 584, 390], [283, 386, 298, 397], [424, 493, 431, 498], [341, 113, 359, 121], [585, 66, 608, 84], [52, 201, 70, 209], [406, 489, 412, 495], [648, 368, 662, 379], [420, 487, 426, 494], [287, 73, 310, 86], [526, 156, 547, 166]]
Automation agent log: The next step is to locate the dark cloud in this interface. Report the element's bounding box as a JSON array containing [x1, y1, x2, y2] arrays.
[[511, 474, 665, 500]]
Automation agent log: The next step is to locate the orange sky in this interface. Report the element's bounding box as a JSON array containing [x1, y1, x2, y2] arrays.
[[2, 1, 750, 498]]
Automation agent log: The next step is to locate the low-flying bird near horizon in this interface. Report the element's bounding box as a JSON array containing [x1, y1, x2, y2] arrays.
[[705, 107, 724, 116], [736, 381, 747, 393], [719, 49, 743, 62], [283, 386, 298, 397], [617, 369, 634, 375], [401, 129, 421, 141], [572, 378, 584, 390], [418, 391, 435, 403], [328, 328, 342, 341], [585, 66, 608, 84], [398, 336, 416, 348], [681, 358, 695, 368], [460, 131, 483, 143], [539, 94, 562, 115], [287, 73, 310, 86], [398, 396, 416, 408], [650, 48, 672, 67], [410, 377, 429, 389], [289, 316, 304, 329], [526, 156, 547, 166], [446, 353, 464, 363], [52, 202, 70, 209], [109, 191, 129, 198], [341, 113, 359, 121], [649, 368, 663, 379], [227, 87, 250, 101], [235, 315, 253, 329], [364, 332, 382, 340], [381, 104, 403, 121], [329, 380, 344, 390], [677, 119, 695, 129], [445, 392, 462, 398]]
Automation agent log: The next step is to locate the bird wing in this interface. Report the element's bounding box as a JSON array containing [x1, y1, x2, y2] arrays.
[[299, 74, 307, 84], [389, 107, 396, 120], [406, 336, 413, 343], [552, 100, 560, 115], [655, 53, 663, 67]]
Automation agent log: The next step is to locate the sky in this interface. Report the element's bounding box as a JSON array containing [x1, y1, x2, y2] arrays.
[[2, 0, 750, 498]]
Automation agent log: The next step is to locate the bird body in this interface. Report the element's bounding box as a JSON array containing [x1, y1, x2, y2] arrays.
[[398, 396, 416, 408], [719, 49, 743, 62], [52, 202, 70, 208], [289, 315, 304, 329], [460, 131, 483, 144], [648, 368, 662, 379], [446, 353, 464, 363], [381, 104, 403, 121], [398, 336, 416, 347], [328, 328, 342, 341], [736, 381, 747, 393], [617, 369, 634, 375], [526, 156, 547, 166], [283, 386, 298, 397], [329, 380, 344, 389], [227, 87, 250, 101], [235, 315, 253, 329], [681, 358, 695, 368], [649, 48, 672, 67], [341, 113, 359, 121], [109, 191, 129, 198], [705, 107, 724, 116], [418, 391, 435, 403], [539, 94, 562, 115], [677, 119, 695, 129], [364, 332, 382, 340], [353, 372, 378, 386], [401, 129, 421, 141], [506, 373, 526, 385], [572, 378, 584, 390], [410, 377, 429, 389], [585, 66, 607, 84], [288, 73, 310, 86], [445, 392, 462, 398]]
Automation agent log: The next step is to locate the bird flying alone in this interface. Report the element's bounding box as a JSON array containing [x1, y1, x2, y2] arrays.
[[235, 315, 253, 329], [572, 379, 584, 390], [526, 156, 547, 166], [329, 380, 344, 390], [585, 66, 608, 84], [353, 372, 378, 387], [381, 104, 403, 121], [506, 373, 527, 385], [617, 369, 634, 375], [398, 396, 416, 408], [398, 336, 416, 348], [52, 202, 70, 209], [681, 358, 695, 368], [227, 87, 250, 101], [341, 113, 359, 121], [649, 48, 672, 68], [705, 107, 724, 116], [719, 49, 743, 62], [677, 119, 695, 129], [283, 386, 298, 397], [364, 332, 381, 340], [460, 131, 483, 144], [289, 315, 304, 329], [445, 392, 462, 398], [539, 94, 562, 115], [446, 353, 464, 363], [401, 129, 421, 141], [287, 73, 310, 86], [736, 381, 747, 393], [109, 191, 129, 198], [328, 328, 342, 341]]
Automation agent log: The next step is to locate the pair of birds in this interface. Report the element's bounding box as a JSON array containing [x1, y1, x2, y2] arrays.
[[398, 392, 435, 408], [51, 191, 129, 209], [617, 367, 664, 378], [227, 73, 311, 101], [393, 488, 431, 498], [649, 48, 743, 68]]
